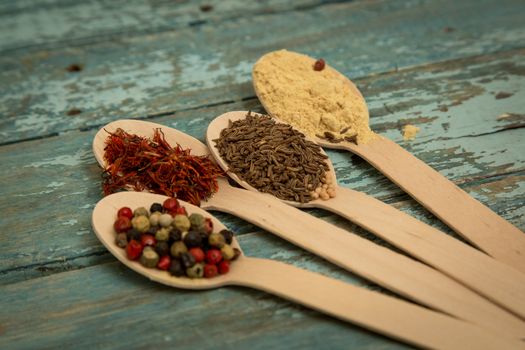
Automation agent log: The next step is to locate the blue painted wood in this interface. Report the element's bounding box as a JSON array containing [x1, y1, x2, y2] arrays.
[[1, 0, 525, 144]]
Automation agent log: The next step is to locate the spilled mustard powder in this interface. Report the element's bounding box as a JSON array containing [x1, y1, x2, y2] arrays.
[[253, 50, 376, 144], [402, 124, 420, 141]]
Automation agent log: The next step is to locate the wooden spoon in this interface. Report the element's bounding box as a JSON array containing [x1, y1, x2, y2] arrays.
[[206, 111, 525, 321], [252, 50, 525, 273], [92, 191, 523, 350], [93, 119, 525, 337]]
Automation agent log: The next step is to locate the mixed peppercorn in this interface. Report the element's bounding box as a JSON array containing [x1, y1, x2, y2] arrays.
[[113, 197, 240, 278]]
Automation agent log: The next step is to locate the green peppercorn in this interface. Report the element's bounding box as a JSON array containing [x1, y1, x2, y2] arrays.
[[150, 202, 163, 213], [170, 241, 188, 258], [180, 252, 196, 269], [115, 233, 128, 248], [140, 247, 159, 268], [186, 262, 204, 278], [169, 259, 185, 277], [220, 244, 235, 260], [133, 207, 149, 217], [189, 213, 205, 231], [220, 229, 234, 244], [169, 229, 182, 242], [208, 232, 225, 248], [155, 241, 170, 256], [173, 214, 191, 232], [184, 231, 203, 248], [155, 227, 171, 241], [159, 213, 173, 228], [149, 212, 161, 227], [131, 215, 150, 233]]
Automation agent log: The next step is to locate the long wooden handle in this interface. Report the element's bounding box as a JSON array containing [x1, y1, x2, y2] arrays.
[[316, 186, 525, 320], [344, 136, 525, 273], [204, 184, 525, 337], [232, 257, 523, 350]]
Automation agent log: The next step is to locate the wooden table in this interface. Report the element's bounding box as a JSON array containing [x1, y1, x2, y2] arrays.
[[1, 0, 524, 348]]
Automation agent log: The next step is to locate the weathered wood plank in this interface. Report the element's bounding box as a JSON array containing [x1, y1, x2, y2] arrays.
[[0, 230, 425, 350], [0, 0, 349, 53], [1, 0, 525, 144]]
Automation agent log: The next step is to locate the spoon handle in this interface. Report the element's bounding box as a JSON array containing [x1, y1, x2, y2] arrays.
[[316, 186, 525, 320], [204, 185, 525, 337], [342, 136, 525, 273], [231, 257, 522, 350]]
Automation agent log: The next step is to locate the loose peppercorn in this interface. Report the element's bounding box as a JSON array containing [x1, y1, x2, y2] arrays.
[[126, 228, 141, 242], [184, 230, 202, 248], [208, 232, 225, 248], [117, 207, 133, 219], [169, 259, 185, 276], [149, 212, 161, 227], [218, 260, 230, 274], [221, 244, 235, 260], [186, 263, 204, 278], [159, 213, 173, 227], [220, 229, 233, 244], [150, 202, 164, 213], [206, 249, 222, 265], [126, 240, 143, 260], [155, 241, 170, 256], [203, 264, 218, 278], [141, 234, 156, 247], [189, 247, 205, 263], [189, 213, 205, 230], [134, 207, 149, 217], [174, 214, 191, 232], [170, 241, 188, 258], [140, 247, 159, 268], [114, 216, 132, 233], [115, 233, 128, 248], [180, 252, 196, 269], [155, 227, 170, 241], [313, 58, 325, 71], [132, 215, 150, 233], [163, 198, 179, 212], [169, 229, 182, 242], [157, 255, 171, 270]]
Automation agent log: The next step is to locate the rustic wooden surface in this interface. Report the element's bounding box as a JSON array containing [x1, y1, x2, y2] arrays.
[[0, 0, 524, 349]]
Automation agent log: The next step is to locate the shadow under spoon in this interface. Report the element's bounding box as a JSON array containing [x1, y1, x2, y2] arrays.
[[92, 191, 523, 350], [252, 50, 525, 273], [93, 119, 525, 337]]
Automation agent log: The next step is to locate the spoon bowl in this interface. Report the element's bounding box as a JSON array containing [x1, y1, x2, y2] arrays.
[[92, 191, 240, 289], [205, 110, 337, 209], [93, 119, 525, 336]]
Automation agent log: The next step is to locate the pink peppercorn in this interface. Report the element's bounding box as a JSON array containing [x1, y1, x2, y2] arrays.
[[313, 58, 325, 71], [114, 217, 131, 233], [218, 260, 230, 274], [117, 207, 133, 219], [206, 249, 222, 265]]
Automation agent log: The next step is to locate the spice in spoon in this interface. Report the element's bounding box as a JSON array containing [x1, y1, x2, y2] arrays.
[[214, 112, 336, 203], [253, 49, 376, 144], [102, 128, 225, 206]]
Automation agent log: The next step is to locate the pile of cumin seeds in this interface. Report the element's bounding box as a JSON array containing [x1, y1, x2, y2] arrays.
[[213, 112, 333, 203]]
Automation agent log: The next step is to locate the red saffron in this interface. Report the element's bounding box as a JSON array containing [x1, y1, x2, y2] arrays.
[[102, 128, 224, 206]]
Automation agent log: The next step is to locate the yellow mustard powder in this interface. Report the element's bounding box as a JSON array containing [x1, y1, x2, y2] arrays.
[[402, 124, 420, 141], [253, 50, 376, 144]]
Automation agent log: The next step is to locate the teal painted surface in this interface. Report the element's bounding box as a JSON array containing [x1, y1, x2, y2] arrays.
[[0, 0, 524, 348]]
